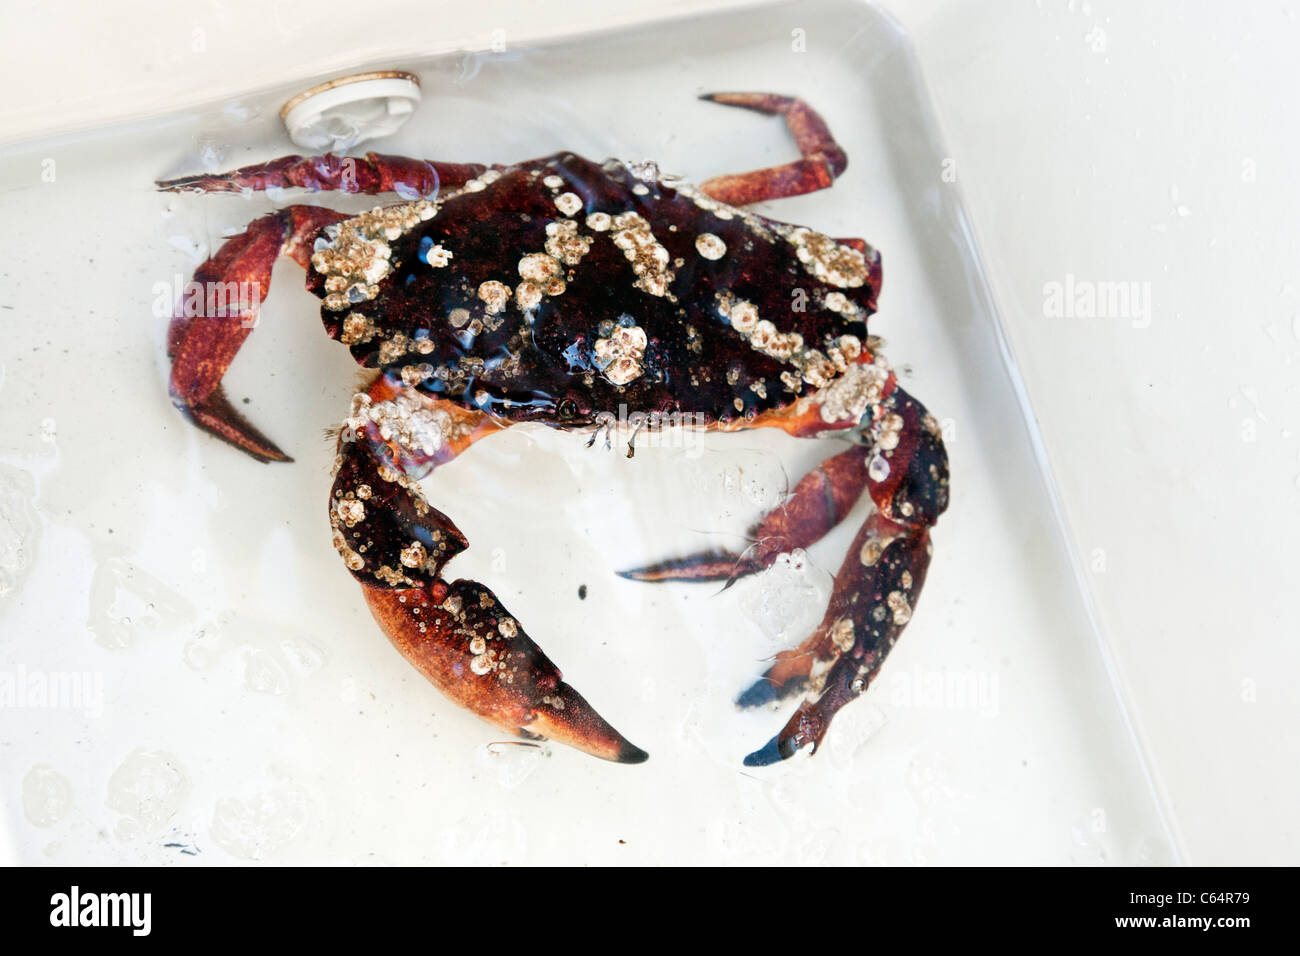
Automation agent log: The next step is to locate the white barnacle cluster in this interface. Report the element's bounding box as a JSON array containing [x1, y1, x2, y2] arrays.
[[875, 411, 905, 452], [544, 219, 592, 265], [886, 590, 912, 626], [513, 216, 591, 313], [368, 393, 451, 457], [714, 292, 865, 394], [457, 168, 501, 195], [672, 181, 738, 222], [345, 391, 450, 458], [813, 351, 892, 425], [515, 253, 562, 312], [788, 227, 870, 288], [469, 649, 495, 676], [477, 280, 511, 315], [830, 617, 856, 654], [329, 505, 367, 574], [340, 313, 377, 347], [399, 541, 427, 569], [398, 362, 436, 387], [822, 290, 868, 323], [460, 592, 522, 681], [334, 497, 366, 528], [469, 172, 596, 319], [715, 294, 799, 360], [611, 211, 674, 298], [593, 322, 648, 386], [858, 531, 896, 567], [312, 199, 438, 312]]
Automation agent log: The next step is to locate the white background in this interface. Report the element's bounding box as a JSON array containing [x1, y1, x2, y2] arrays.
[[1, 0, 1296, 865]]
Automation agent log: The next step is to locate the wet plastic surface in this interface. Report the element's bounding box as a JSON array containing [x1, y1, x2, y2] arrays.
[[0, 0, 1176, 863]]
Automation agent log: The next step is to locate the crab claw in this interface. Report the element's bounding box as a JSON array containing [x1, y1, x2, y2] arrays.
[[363, 579, 648, 764]]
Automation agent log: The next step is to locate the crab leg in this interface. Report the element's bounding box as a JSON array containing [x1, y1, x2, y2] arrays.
[[618, 444, 872, 586], [167, 204, 348, 462], [618, 359, 897, 585], [740, 510, 932, 766], [740, 387, 949, 764], [158, 153, 492, 197], [697, 93, 848, 206], [623, 380, 949, 765], [331, 376, 649, 763]]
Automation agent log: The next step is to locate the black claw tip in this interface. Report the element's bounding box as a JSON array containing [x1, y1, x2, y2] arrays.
[[742, 735, 792, 767], [617, 742, 650, 765]]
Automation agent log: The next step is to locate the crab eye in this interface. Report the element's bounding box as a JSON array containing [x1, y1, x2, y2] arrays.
[[557, 398, 578, 419]]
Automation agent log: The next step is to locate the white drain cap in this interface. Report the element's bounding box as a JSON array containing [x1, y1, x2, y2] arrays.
[[281, 71, 421, 152]]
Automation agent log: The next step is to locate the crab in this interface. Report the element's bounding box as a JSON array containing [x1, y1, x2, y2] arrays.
[[159, 92, 950, 766]]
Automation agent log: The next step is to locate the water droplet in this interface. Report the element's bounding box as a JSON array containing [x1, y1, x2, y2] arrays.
[[477, 741, 550, 790], [0, 464, 40, 607], [22, 765, 72, 827], [438, 813, 527, 865], [106, 749, 190, 839], [243, 649, 289, 695], [746, 550, 825, 648], [210, 784, 311, 860], [87, 558, 193, 649]]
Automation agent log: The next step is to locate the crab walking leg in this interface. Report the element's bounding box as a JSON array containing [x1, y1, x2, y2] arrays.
[[619, 444, 872, 586], [158, 153, 493, 197], [331, 376, 649, 763], [696, 93, 849, 206], [617, 354, 896, 585], [741, 387, 950, 765], [741, 514, 932, 766], [167, 205, 349, 462]]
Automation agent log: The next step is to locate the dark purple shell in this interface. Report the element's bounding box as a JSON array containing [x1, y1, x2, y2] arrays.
[[306, 153, 881, 426]]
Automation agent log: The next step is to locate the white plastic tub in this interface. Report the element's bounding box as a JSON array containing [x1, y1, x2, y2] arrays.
[[0, 0, 1184, 864]]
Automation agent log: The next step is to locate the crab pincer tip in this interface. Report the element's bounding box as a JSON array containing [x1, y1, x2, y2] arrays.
[[617, 741, 651, 765], [742, 736, 786, 768], [742, 734, 801, 768]]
